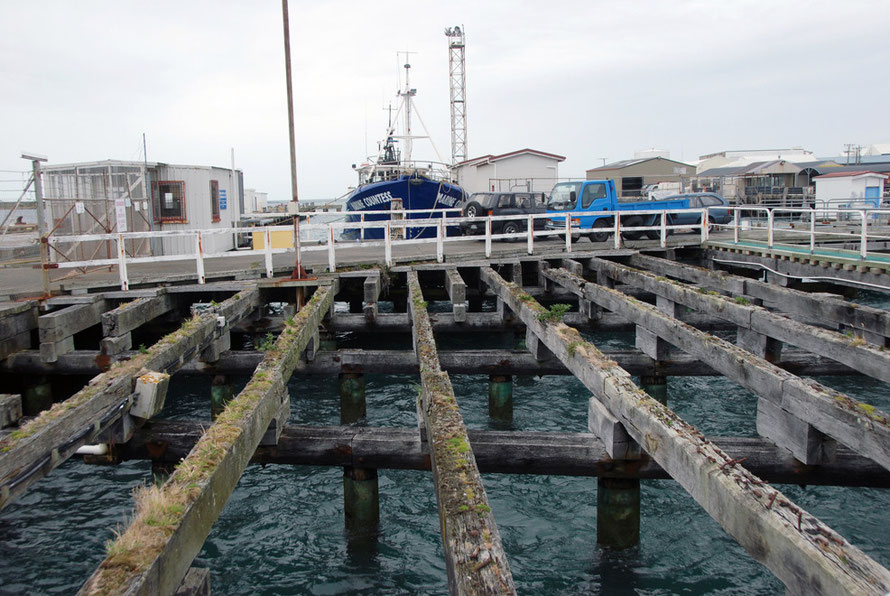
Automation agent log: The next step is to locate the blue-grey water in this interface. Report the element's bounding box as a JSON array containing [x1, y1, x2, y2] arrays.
[[2, 297, 890, 594]]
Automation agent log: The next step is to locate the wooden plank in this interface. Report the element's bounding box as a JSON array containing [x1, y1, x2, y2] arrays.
[[101, 292, 174, 337], [481, 266, 890, 595], [3, 347, 859, 379], [0, 288, 261, 511], [79, 283, 335, 596], [407, 271, 516, 595], [38, 298, 108, 343], [0, 301, 38, 342], [590, 257, 890, 384], [444, 268, 467, 323], [544, 266, 890, 472], [118, 421, 890, 488]]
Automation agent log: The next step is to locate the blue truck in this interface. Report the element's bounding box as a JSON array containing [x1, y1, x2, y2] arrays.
[[546, 180, 694, 241]]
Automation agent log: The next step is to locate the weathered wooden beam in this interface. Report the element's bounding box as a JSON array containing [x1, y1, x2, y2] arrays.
[[363, 274, 380, 323], [546, 266, 890, 470], [0, 300, 37, 359], [79, 282, 335, 596], [38, 296, 108, 344], [482, 266, 890, 596], [327, 310, 737, 333], [444, 268, 467, 322], [101, 292, 175, 337], [2, 347, 858, 378], [588, 256, 890, 385], [117, 421, 890, 488], [631, 253, 890, 339], [0, 288, 261, 511], [407, 271, 516, 595]]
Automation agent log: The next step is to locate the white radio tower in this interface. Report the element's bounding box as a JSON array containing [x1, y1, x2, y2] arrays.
[[445, 26, 468, 165]]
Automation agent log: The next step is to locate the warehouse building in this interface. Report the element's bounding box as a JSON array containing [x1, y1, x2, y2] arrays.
[[453, 148, 565, 194], [585, 156, 696, 197]]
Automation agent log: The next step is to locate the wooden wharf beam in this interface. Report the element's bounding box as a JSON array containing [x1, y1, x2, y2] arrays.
[[0, 288, 260, 512], [480, 266, 890, 596], [2, 347, 859, 379], [80, 282, 336, 596], [545, 266, 890, 471], [630, 253, 890, 343], [586, 256, 890, 384], [406, 271, 516, 595], [118, 420, 890, 488], [101, 290, 174, 338], [38, 295, 108, 362], [0, 300, 37, 360], [326, 311, 737, 333]]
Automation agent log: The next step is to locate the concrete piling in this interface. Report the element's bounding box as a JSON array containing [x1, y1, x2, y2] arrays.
[[339, 370, 378, 537], [22, 376, 52, 416], [488, 374, 513, 424], [597, 477, 641, 550], [210, 374, 235, 420]]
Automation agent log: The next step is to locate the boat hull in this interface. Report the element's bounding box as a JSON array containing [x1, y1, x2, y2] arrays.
[[344, 175, 465, 240]]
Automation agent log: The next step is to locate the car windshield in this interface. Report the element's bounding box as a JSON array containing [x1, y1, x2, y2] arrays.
[[547, 182, 582, 211]]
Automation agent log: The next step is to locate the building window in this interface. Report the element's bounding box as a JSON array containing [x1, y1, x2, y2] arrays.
[[152, 180, 187, 223], [210, 180, 220, 223]]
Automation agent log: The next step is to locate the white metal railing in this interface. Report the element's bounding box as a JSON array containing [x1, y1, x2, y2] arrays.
[[723, 206, 890, 261], [42, 207, 721, 290]]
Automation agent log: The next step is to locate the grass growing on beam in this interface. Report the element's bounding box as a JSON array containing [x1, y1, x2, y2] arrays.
[[85, 287, 327, 595]]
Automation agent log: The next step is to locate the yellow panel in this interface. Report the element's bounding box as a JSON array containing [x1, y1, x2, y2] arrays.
[[251, 229, 294, 250]]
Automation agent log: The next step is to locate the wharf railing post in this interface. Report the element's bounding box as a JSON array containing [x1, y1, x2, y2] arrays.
[[860, 211, 868, 259], [340, 371, 379, 536], [264, 228, 273, 278], [485, 216, 492, 257], [117, 234, 129, 291], [564, 214, 571, 253], [436, 219, 444, 263], [767, 209, 774, 248], [613, 217, 621, 249], [660, 211, 667, 248], [210, 374, 235, 420], [809, 209, 816, 253], [488, 374, 513, 424], [384, 222, 392, 266], [527, 214, 534, 254], [700, 208, 709, 243], [734, 208, 740, 244], [327, 223, 336, 273], [360, 213, 365, 241], [195, 231, 206, 284]]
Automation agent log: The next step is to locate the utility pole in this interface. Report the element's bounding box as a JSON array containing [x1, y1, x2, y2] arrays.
[[281, 0, 307, 280]]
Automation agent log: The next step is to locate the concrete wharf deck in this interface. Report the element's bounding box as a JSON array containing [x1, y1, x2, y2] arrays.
[[1, 244, 890, 594]]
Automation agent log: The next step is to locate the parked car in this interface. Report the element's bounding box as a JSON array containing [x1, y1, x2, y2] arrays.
[[659, 192, 732, 230], [460, 192, 548, 237]]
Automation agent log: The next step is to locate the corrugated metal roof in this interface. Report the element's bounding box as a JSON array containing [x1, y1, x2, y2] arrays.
[[813, 170, 889, 179], [587, 156, 694, 171]]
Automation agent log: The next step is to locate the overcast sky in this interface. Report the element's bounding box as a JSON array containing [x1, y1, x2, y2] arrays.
[[2, 0, 888, 203]]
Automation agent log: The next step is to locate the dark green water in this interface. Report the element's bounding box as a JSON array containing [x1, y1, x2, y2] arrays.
[[2, 303, 890, 594]]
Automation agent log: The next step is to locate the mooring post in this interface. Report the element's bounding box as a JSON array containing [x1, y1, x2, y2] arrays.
[[210, 374, 235, 420], [22, 376, 52, 416], [488, 373, 513, 424], [340, 370, 379, 535]]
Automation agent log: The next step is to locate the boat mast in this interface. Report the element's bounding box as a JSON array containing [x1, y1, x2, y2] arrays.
[[398, 53, 417, 165]]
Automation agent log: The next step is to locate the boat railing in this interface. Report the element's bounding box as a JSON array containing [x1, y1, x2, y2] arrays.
[[33, 206, 890, 290]]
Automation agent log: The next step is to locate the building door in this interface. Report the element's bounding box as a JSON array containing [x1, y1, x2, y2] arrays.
[[864, 186, 880, 199]]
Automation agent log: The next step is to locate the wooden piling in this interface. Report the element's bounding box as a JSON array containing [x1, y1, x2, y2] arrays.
[[488, 374, 513, 424]]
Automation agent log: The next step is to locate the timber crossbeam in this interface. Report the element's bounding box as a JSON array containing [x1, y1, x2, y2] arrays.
[[482, 266, 890, 596]]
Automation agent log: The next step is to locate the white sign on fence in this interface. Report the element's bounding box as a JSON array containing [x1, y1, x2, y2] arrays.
[[115, 198, 128, 232]]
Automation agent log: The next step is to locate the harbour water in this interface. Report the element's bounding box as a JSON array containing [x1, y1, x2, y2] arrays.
[[1, 298, 889, 594]]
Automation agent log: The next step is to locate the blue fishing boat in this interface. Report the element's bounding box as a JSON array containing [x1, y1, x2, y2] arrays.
[[343, 59, 467, 240]]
